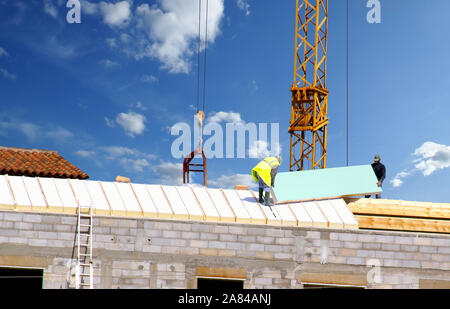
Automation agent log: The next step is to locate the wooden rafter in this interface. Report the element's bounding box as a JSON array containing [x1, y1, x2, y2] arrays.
[[346, 198, 450, 234]]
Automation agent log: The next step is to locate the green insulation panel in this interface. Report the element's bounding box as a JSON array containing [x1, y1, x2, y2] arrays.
[[272, 165, 382, 204]]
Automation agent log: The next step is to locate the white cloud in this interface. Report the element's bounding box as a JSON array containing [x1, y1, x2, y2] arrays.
[[140, 74, 158, 84], [206, 111, 244, 125], [0, 119, 74, 142], [413, 141, 450, 176], [237, 0, 251, 16], [0, 68, 17, 80], [134, 101, 147, 110], [248, 140, 281, 159], [209, 173, 257, 190], [0, 47, 9, 57], [107, 111, 147, 137], [105, 38, 117, 48], [390, 170, 415, 188], [99, 59, 119, 68], [77, 145, 157, 174], [27, 35, 77, 59], [390, 141, 450, 188], [104, 117, 116, 128], [152, 161, 184, 185], [75, 150, 96, 158], [132, 0, 224, 73], [43, 0, 58, 18], [99, 1, 132, 28], [82, 0, 132, 28], [0, 121, 39, 140], [18, 123, 40, 140], [47, 127, 74, 139], [102, 145, 157, 160], [82, 0, 224, 74], [115, 111, 147, 137], [103, 146, 139, 157], [251, 79, 258, 91], [120, 157, 150, 172], [81, 0, 100, 15], [105, 109, 147, 137]]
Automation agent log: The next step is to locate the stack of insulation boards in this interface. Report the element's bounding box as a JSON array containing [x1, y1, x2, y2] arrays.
[[346, 198, 450, 234], [0, 175, 358, 230]]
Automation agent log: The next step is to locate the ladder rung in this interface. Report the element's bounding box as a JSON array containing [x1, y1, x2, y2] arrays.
[[75, 209, 94, 290]]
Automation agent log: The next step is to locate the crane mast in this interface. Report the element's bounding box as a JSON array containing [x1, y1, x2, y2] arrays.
[[289, 0, 329, 171]]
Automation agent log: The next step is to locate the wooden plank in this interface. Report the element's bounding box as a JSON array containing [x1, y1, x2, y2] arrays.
[[206, 188, 236, 223], [419, 279, 450, 289], [302, 201, 328, 228], [38, 178, 64, 213], [348, 199, 450, 220], [162, 185, 189, 220], [329, 198, 359, 230], [8, 176, 31, 211], [131, 183, 158, 218], [176, 186, 205, 221], [116, 182, 143, 218], [23, 177, 47, 213], [146, 185, 173, 219], [191, 187, 220, 222], [53, 178, 78, 214], [300, 272, 367, 287], [195, 266, 247, 279], [272, 165, 381, 203], [69, 179, 92, 207], [0, 175, 15, 210], [251, 191, 280, 226], [273, 203, 298, 226], [288, 202, 313, 227], [221, 189, 251, 224], [236, 190, 267, 225], [356, 215, 450, 234], [317, 199, 344, 229], [84, 180, 110, 216], [100, 181, 127, 217]]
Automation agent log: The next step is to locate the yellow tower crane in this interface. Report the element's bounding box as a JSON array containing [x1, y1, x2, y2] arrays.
[[289, 0, 329, 171]]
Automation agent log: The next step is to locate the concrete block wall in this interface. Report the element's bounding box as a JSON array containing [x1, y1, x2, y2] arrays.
[[0, 210, 449, 289]]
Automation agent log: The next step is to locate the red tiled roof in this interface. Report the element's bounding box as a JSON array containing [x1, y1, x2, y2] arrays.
[[0, 146, 89, 179]]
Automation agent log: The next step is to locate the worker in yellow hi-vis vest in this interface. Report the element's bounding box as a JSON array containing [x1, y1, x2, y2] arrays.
[[251, 156, 282, 206]]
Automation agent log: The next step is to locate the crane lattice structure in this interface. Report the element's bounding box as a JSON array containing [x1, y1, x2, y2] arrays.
[[289, 0, 329, 171]]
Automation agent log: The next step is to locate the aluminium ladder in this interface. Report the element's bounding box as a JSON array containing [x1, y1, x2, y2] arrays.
[[75, 203, 93, 289]]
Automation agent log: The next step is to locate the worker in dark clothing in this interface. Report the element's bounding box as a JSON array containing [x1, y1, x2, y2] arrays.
[[366, 154, 386, 199]]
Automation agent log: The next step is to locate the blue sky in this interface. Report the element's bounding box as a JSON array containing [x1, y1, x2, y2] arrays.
[[0, 0, 449, 203]]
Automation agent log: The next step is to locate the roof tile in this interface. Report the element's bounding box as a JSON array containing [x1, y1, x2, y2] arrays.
[[0, 146, 89, 179]]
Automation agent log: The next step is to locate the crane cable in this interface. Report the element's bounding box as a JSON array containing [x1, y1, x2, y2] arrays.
[[202, 0, 209, 113], [195, 0, 209, 150], [196, 0, 209, 114], [346, 0, 349, 167], [196, 0, 202, 113]]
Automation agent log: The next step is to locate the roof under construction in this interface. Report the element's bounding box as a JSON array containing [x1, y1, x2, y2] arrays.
[[0, 174, 448, 234]]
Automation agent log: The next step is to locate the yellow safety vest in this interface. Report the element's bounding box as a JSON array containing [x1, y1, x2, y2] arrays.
[[251, 157, 280, 187]]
